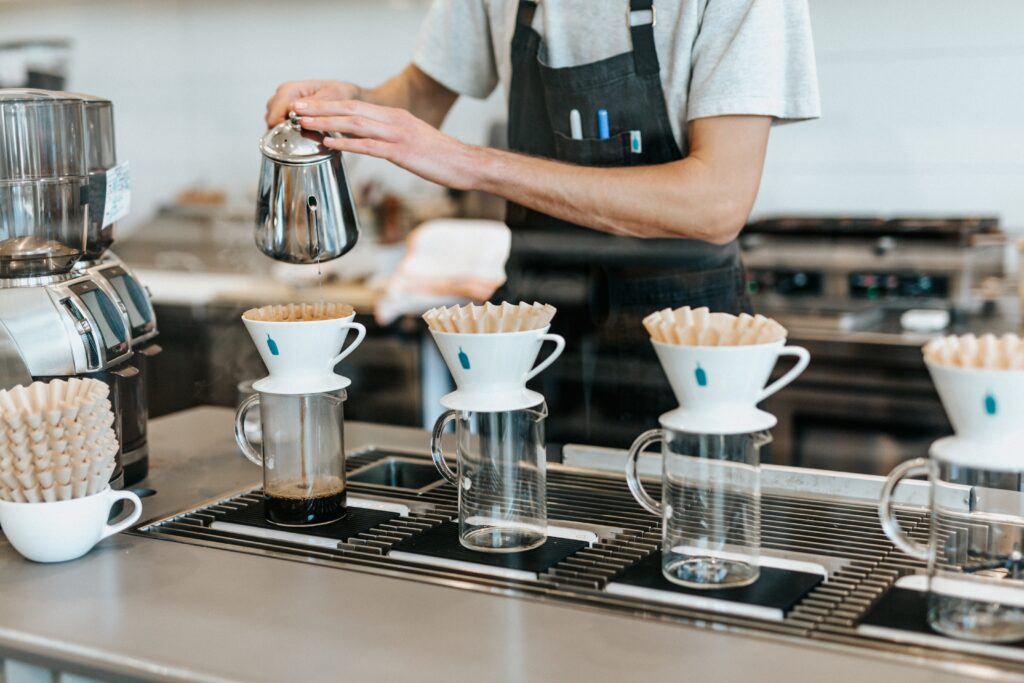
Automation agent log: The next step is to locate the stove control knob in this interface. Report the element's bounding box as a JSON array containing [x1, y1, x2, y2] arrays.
[[874, 236, 896, 256], [75, 319, 93, 336]]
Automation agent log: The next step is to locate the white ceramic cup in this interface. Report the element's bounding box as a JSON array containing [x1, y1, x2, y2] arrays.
[[242, 312, 366, 394], [431, 326, 565, 411], [653, 338, 810, 414], [0, 486, 142, 563]]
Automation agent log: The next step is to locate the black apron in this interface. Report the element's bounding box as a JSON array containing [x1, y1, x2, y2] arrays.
[[500, 0, 752, 446]]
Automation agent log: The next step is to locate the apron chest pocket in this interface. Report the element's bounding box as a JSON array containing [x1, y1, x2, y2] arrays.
[[554, 131, 634, 167]]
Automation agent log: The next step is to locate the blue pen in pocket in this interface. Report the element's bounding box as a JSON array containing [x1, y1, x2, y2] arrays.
[[597, 109, 610, 140]]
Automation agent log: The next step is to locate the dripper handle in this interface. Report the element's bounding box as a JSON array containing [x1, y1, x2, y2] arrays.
[[625, 428, 664, 516], [525, 333, 566, 382], [234, 394, 263, 466], [430, 410, 459, 487], [331, 322, 367, 367], [758, 345, 810, 402], [878, 457, 931, 561]]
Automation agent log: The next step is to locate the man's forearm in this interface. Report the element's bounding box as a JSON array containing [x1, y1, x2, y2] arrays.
[[465, 116, 770, 243], [469, 150, 736, 242]]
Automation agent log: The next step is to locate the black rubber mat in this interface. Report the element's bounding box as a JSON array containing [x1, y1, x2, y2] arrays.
[[389, 522, 587, 574], [218, 497, 398, 541], [610, 552, 823, 616], [861, 587, 1024, 647]]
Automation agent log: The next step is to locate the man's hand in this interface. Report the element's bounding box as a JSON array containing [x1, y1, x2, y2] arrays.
[[265, 80, 361, 128], [297, 99, 479, 191]]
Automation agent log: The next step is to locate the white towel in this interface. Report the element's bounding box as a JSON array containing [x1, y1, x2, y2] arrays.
[[375, 219, 511, 325]]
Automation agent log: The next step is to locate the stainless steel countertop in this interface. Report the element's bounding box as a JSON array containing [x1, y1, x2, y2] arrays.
[[0, 407, 1018, 682]]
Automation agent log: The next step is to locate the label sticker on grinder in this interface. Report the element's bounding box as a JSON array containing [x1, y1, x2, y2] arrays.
[[102, 161, 131, 227]]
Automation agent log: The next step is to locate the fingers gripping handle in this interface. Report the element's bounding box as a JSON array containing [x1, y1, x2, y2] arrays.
[[102, 490, 143, 539], [758, 345, 810, 402], [430, 410, 459, 487], [234, 394, 264, 466], [625, 429, 664, 516], [878, 457, 931, 561], [525, 333, 566, 382], [332, 322, 367, 366]]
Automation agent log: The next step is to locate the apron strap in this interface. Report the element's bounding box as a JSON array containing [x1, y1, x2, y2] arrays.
[[516, 0, 538, 29], [628, 0, 660, 77]]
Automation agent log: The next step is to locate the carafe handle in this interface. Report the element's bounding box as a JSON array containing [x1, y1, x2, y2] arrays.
[[878, 457, 930, 561], [625, 428, 664, 516], [525, 333, 566, 382], [234, 394, 263, 466], [331, 322, 367, 366], [758, 345, 810, 402], [430, 410, 459, 487]]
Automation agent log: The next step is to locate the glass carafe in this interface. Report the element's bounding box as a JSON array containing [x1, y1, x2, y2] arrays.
[[880, 456, 1024, 642], [626, 428, 770, 588], [235, 389, 347, 527], [430, 403, 547, 552]]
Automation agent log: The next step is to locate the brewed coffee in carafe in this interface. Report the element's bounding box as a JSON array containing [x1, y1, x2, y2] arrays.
[[236, 389, 347, 526], [235, 303, 366, 526]]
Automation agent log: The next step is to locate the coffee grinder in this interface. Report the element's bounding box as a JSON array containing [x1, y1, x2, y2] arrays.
[[0, 88, 159, 486]]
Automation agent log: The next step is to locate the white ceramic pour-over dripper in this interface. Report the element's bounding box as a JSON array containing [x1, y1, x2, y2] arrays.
[[926, 360, 1024, 469], [431, 326, 565, 411], [243, 313, 366, 394], [653, 338, 810, 434]]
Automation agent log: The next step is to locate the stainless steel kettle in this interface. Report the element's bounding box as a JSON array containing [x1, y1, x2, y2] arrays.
[[255, 112, 359, 264]]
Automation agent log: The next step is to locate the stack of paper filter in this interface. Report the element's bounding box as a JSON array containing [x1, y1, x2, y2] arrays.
[[643, 306, 787, 346], [243, 302, 355, 322], [0, 378, 118, 503], [924, 333, 1024, 369], [423, 301, 557, 333]]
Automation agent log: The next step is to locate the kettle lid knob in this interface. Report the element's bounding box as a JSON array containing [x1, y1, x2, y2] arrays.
[[259, 111, 333, 163]]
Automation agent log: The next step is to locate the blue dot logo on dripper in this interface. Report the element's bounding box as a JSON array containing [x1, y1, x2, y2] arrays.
[[985, 391, 997, 416], [695, 363, 708, 387], [458, 347, 471, 370], [266, 334, 280, 356]]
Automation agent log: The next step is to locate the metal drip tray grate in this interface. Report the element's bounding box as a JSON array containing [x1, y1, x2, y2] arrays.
[[133, 447, 1022, 675]]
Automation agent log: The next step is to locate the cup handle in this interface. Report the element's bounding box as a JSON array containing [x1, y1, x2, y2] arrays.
[[525, 333, 566, 382], [331, 321, 367, 366], [234, 394, 263, 466], [430, 410, 459, 487], [757, 345, 810, 402], [878, 457, 931, 561], [625, 428, 664, 516], [101, 490, 143, 539]]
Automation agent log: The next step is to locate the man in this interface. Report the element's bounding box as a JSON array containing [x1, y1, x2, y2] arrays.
[[267, 0, 819, 443]]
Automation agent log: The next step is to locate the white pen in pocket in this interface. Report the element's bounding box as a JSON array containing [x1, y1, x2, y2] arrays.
[[569, 109, 583, 140], [630, 130, 643, 154]]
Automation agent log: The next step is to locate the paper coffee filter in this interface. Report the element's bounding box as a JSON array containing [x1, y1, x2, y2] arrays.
[[0, 379, 108, 429], [923, 333, 1024, 370], [643, 307, 787, 347], [243, 302, 355, 322], [422, 301, 557, 334], [0, 379, 119, 504]]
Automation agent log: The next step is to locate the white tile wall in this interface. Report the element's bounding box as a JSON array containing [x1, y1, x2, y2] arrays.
[[1, 0, 1022, 231], [758, 0, 1024, 227]]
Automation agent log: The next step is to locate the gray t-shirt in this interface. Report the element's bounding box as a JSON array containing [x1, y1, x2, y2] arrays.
[[414, 0, 821, 152]]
